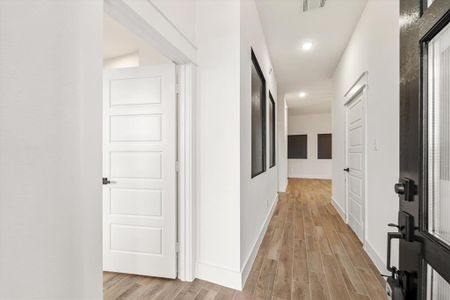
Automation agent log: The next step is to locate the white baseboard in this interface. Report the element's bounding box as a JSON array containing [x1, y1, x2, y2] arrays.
[[364, 240, 388, 275], [278, 180, 288, 192], [240, 194, 279, 289], [331, 196, 388, 277], [331, 196, 346, 220], [196, 194, 279, 291], [196, 262, 242, 290]]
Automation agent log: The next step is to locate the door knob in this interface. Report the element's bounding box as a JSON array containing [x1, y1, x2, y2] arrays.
[[394, 178, 416, 202], [343, 168, 350, 172]]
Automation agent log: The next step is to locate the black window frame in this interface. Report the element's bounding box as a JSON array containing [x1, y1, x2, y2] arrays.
[[269, 91, 276, 168], [251, 48, 267, 178]]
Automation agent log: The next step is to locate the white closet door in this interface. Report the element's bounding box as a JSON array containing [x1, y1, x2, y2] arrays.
[[103, 65, 177, 279], [346, 92, 365, 242]]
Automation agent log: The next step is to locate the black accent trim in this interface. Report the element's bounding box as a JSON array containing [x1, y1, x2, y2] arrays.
[[251, 48, 267, 178], [268, 91, 276, 168]]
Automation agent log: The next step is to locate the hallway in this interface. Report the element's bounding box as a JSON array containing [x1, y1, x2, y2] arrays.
[[103, 179, 385, 300]]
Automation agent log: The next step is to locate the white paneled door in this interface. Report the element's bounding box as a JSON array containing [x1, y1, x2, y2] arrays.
[[345, 92, 365, 242], [103, 65, 177, 279]]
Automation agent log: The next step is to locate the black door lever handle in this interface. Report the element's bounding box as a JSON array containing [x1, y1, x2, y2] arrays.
[[388, 223, 404, 230], [387, 232, 403, 275], [343, 168, 350, 172], [103, 177, 111, 185]]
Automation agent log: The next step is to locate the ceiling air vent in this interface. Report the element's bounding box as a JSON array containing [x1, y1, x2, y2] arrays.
[[302, 0, 327, 12]]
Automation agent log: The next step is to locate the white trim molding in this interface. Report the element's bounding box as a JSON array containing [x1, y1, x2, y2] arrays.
[[331, 197, 346, 220], [104, 0, 197, 64], [197, 193, 279, 291], [364, 240, 388, 275], [344, 71, 368, 105], [241, 194, 279, 288], [177, 64, 196, 281], [196, 262, 242, 290]]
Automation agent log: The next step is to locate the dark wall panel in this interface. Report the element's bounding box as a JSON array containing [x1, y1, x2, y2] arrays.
[[317, 133, 332, 159], [288, 135, 307, 159]]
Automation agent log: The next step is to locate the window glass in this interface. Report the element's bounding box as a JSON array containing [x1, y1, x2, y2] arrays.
[[428, 21, 450, 245]]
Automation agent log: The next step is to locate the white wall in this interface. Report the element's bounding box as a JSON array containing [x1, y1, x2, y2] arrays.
[[0, 0, 279, 294], [104, 51, 140, 69], [277, 96, 288, 192], [332, 0, 399, 272], [240, 0, 279, 287], [0, 0, 103, 298], [195, 0, 242, 289], [288, 113, 332, 179], [103, 50, 171, 69], [195, 0, 279, 290]]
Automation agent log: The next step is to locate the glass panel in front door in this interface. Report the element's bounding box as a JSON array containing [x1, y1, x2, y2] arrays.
[[428, 21, 450, 246], [427, 265, 450, 300]]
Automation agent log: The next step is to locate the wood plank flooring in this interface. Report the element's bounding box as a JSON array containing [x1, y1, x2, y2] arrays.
[[104, 179, 386, 300]]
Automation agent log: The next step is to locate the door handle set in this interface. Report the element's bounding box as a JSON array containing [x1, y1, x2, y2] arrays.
[[385, 211, 416, 300], [343, 167, 350, 172], [386, 227, 407, 300], [103, 177, 113, 185]]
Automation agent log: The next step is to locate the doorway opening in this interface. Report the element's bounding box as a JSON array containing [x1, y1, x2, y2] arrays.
[[102, 8, 195, 285]]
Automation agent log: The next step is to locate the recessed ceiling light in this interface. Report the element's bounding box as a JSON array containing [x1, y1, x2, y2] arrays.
[[302, 0, 328, 12], [302, 42, 313, 51], [299, 92, 307, 98]]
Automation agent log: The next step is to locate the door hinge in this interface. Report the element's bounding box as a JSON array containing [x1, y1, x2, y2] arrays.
[[175, 161, 180, 172], [176, 242, 181, 253]]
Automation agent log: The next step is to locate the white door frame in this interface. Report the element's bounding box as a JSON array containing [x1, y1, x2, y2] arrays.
[[104, 0, 196, 281], [343, 72, 368, 245]]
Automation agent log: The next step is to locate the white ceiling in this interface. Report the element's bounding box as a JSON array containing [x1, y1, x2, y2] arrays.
[[255, 0, 367, 114], [103, 14, 169, 63]]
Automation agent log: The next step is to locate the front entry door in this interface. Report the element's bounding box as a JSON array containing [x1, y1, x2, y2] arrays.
[[102, 65, 177, 279], [394, 1, 450, 298], [346, 92, 365, 242]]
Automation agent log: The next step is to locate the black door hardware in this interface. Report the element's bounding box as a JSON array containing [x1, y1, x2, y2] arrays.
[[343, 168, 350, 172], [385, 211, 416, 299], [394, 178, 416, 202], [386, 270, 408, 300], [102, 177, 111, 185]]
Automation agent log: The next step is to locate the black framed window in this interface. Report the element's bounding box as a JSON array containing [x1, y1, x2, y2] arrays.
[[251, 49, 266, 177], [269, 92, 276, 168], [317, 134, 332, 159], [288, 135, 307, 159]]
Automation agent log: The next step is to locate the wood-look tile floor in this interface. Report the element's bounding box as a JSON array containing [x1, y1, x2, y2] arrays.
[[104, 179, 386, 300]]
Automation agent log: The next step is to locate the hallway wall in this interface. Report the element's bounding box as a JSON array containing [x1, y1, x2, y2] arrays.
[[0, 0, 103, 298], [277, 97, 289, 192], [288, 113, 332, 179], [332, 0, 399, 272], [240, 0, 279, 287], [195, 0, 242, 288]]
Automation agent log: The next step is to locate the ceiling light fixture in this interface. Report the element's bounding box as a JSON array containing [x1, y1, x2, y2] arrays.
[[299, 92, 307, 98], [302, 42, 313, 51], [302, 0, 327, 12]]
